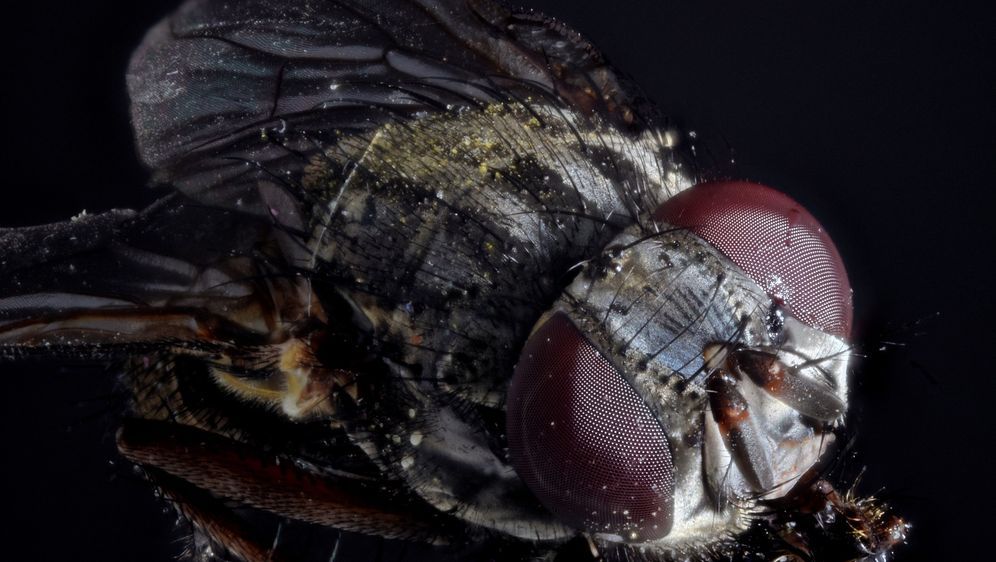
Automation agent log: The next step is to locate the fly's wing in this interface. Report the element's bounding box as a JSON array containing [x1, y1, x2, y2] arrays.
[[129, 0, 665, 224], [0, 198, 302, 358], [1, 0, 667, 355]]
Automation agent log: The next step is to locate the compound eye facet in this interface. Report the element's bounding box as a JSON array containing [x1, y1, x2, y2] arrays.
[[654, 181, 853, 338], [506, 312, 674, 541]]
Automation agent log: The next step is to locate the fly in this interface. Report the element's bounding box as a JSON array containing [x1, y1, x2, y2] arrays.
[[0, 1, 907, 560]]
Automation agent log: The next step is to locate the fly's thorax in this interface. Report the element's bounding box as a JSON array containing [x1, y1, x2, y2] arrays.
[[299, 101, 690, 406]]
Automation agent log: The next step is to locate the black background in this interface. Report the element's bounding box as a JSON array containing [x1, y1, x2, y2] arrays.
[[1, 1, 993, 560]]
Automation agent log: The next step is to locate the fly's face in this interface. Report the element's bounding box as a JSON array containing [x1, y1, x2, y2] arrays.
[[508, 182, 852, 551]]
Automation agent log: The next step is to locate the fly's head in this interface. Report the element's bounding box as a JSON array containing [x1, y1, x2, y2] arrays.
[[507, 181, 855, 553]]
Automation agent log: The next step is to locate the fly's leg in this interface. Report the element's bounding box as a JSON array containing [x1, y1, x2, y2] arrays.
[[116, 419, 455, 545], [206, 337, 359, 422], [147, 466, 286, 562]]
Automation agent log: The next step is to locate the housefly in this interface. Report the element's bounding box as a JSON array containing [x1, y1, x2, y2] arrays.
[[0, 0, 907, 560]]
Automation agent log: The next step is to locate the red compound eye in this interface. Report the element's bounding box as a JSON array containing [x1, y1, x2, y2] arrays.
[[654, 181, 852, 337], [506, 312, 674, 541]]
